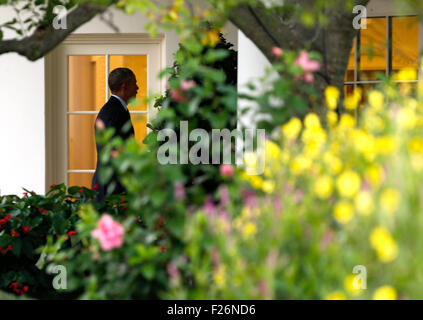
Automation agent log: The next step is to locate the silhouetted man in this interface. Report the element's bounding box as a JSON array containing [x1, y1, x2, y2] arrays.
[[92, 68, 138, 202]]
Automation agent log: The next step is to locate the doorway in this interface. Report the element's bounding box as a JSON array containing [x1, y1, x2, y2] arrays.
[[45, 34, 165, 191]]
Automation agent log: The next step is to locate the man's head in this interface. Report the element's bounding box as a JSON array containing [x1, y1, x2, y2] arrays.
[[108, 68, 139, 103]]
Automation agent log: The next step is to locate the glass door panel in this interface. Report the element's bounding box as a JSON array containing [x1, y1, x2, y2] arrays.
[[68, 55, 106, 111], [360, 17, 387, 81], [392, 16, 419, 77], [68, 113, 97, 170], [68, 172, 95, 189], [109, 55, 148, 111]]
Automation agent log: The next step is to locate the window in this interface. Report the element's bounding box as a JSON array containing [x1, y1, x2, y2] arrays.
[[344, 16, 419, 112]]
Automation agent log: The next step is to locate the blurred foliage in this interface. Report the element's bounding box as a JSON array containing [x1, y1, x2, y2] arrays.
[[165, 66, 423, 300]]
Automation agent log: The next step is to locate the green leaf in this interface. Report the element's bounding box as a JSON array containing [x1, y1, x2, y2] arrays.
[[22, 241, 34, 259], [204, 49, 230, 63], [52, 214, 66, 235], [12, 239, 22, 257], [140, 263, 155, 280], [182, 40, 203, 55], [151, 189, 167, 207]]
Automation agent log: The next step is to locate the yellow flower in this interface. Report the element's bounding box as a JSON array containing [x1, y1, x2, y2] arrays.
[[375, 136, 397, 155], [354, 191, 374, 216], [302, 127, 327, 146], [333, 201, 354, 224], [363, 111, 385, 133], [370, 227, 398, 263], [411, 154, 423, 171], [262, 180, 275, 194], [249, 176, 264, 189], [313, 175, 333, 199], [397, 107, 416, 129], [407, 137, 423, 153], [323, 152, 343, 174], [336, 170, 361, 198], [213, 266, 226, 287], [242, 222, 257, 237], [244, 152, 257, 169], [368, 90, 384, 111], [290, 155, 312, 174], [351, 129, 376, 160], [327, 111, 338, 127], [344, 275, 364, 295], [344, 88, 362, 110], [394, 67, 417, 81], [168, 9, 179, 21], [281, 117, 302, 141], [325, 291, 347, 300], [265, 140, 281, 160], [365, 165, 384, 187], [380, 188, 400, 215], [339, 114, 356, 129], [202, 30, 220, 47], [325, 86, 340, 110], [304, 113, 321, 129], [373, 286, 397, 300]]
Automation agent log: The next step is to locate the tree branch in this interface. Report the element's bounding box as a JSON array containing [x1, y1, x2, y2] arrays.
[[228, 0, 371, 106], [0, 2, 112, 61]]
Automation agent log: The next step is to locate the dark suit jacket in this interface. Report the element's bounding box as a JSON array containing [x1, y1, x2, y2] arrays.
[[92, 96, 135, 202]]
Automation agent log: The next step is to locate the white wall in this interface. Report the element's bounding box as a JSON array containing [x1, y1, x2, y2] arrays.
[[0, 53, 45, 196], [0, 6, 45, 196], [0, 5, 238, 196], [237, 30, 271, 129]]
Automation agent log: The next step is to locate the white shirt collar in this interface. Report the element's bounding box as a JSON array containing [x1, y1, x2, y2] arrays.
[[111, 94, 128, 111]]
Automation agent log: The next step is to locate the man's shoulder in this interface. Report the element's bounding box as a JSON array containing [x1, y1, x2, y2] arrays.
[[98, 97, 121, 117]]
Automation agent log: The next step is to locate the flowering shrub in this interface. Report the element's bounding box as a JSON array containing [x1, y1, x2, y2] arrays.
[[0, 184, 126, 299], [163, 66, 423, 300]]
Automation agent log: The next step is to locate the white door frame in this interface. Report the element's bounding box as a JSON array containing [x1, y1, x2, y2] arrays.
[[45, 33, 166, 193]]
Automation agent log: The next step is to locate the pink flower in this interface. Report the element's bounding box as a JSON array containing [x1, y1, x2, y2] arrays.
[[202, 197, 215, 216], [170, 89, 187, 103], [219, 185, 230, 207], [303, 72, 314, 83], [167, 261, 179, 280], [294, 189, 304, 204], [91, 214, 124, 251], [241, 188, 257, 208], [174, 182, 185, 200], [219, 164, 234, 178], [273, 197, 282, 213], [181, 80, 196, 91], [295, 50, 320, 83], [272, 47, 283, 57], [295, 51, 320, 72]]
